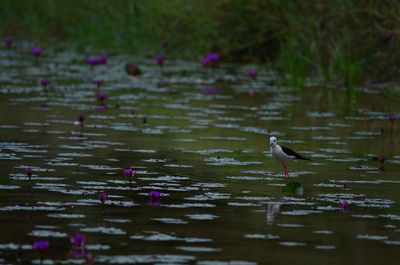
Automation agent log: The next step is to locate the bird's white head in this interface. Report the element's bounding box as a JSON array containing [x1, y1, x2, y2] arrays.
[[269, 136, 277, 150]]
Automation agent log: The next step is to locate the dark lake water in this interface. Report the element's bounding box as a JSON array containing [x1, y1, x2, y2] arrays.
[[1, 45, 400, 264]]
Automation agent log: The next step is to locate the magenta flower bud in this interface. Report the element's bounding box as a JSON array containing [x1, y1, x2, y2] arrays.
[[27, 168, 32, 177], [207, 53, 220, 62], [389, 115, 396, 122], [202, 57, 212, 67], [33, 240, 49, 252], [77, 114, 85, 122], [99, 192, 107, 204], [70, 233, 86, 247], [5, 38, 12, 47], [41, 79, 49, 87], [97, 93, 107, 101], [123, 168, 135, 178], [341, 200, 350, 214], [148, 190, 162, 206], [149, 191, 162, 200], [30, 48, 42, 57], [86, 58, 97, 65], [249, 70, 257, 79], [379, 155, 386, 163], [155, 55, 164, 65]]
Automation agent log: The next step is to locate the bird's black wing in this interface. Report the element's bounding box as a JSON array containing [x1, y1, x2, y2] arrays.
[[281, 146, 312, 161]]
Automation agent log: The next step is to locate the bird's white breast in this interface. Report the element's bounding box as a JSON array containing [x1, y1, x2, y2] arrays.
[[271, 144, 295, 163]]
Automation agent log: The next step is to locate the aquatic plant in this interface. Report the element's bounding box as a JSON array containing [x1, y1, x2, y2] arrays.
[[249, 70, 257, 79], [389, 115, 396, 122], [99, 192, 107, 204], [5, 38, 12, 47], [341, 200, 350, 214], [97, 93, 107, 105], [70, 233, 86, 247], [148, 191, 162, 206], [155, 55, 164, 65], [125, 64, 141, 76], [33, 240, 49, 262], [26, 168, 32, 181], [86, 56, 107, 66], [123, 168, 136, 186], [41, 79, 49, 92], [77, 114, 85, 130], [30, 48, 42, 57]]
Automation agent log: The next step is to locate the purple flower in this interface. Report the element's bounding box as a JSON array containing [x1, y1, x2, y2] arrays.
[[77, 114, 85, 122], [41, 79, 49, 87], [99, 192, 107, 204], [202, 87, 218, 95], [389, 115, 396, 122], [97, 93, 107, 101], [207, 53, 220, 62], [70, 233, 86, 247], [341, 200, 350, 214], [33, 240, 49, 252], [155, 55, 164, 65], [379, 155, 386, 163], [125, 64, 141, 76], [123, 168, 136, 178], [202, 57, 212, 67], [249, 70, 257, 79], [86, 58, 97, 65], [30, 48, 42, 57], [85, 56, 107, 66], [94, 80, 102, 87], [149, 191, 161, 200], [27, 168, 32, 177], [148, 190, 162, 206], [5, 38, 12, 47]]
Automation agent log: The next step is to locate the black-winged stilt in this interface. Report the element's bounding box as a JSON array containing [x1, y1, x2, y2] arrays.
[[269, 136, 312, 182]]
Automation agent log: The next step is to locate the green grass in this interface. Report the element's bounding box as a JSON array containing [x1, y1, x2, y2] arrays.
[[1, 0, 400, 89]]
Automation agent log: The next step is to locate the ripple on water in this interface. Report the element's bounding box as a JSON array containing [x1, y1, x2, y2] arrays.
[[80, 226, 127, 235], [280, 241, 306, 246], [356, 234, 388, 240], [185, 214, 219, 220], [152, 218, 188, 224], [96, 254, 195, 264], [28, 230, 67, 237], [244, 234, 279, 240], [176, 246, 221, 252], [197, 261, 257, 265]]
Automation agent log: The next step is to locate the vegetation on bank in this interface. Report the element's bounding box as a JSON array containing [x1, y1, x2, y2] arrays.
[[1, 0, 399, 87]]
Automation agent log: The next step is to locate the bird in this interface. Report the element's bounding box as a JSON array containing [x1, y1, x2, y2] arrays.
[[269, 136, 312, 182]]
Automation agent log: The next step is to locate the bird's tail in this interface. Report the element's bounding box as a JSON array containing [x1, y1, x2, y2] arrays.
[[298, 155, 312, 161]]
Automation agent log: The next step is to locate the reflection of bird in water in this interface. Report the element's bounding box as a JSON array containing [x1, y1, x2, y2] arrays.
[[269, 136, 312, 182], [266, 201, 282, 225]]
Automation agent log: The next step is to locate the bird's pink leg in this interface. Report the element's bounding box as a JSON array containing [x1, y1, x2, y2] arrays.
[[282, 163, 288, 183]]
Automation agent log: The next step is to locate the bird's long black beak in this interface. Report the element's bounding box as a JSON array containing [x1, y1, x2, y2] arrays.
[[269, 143, 273, 151]]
